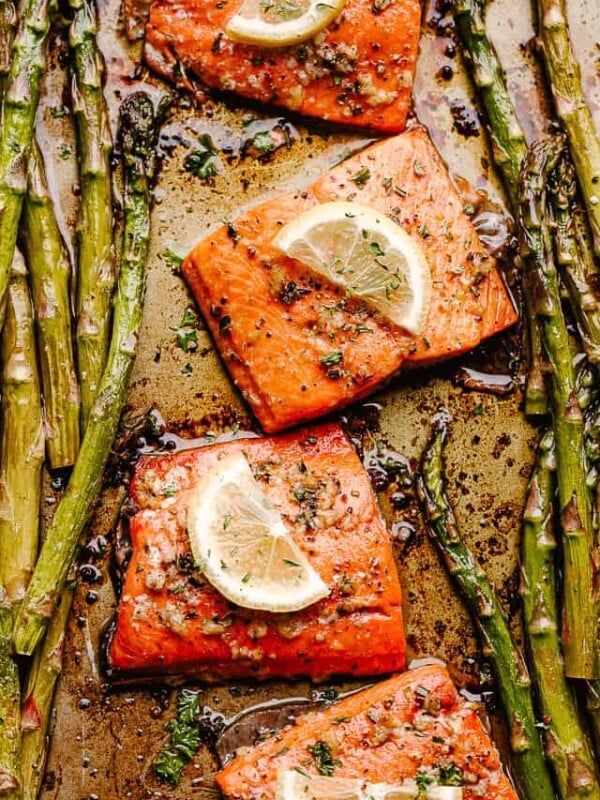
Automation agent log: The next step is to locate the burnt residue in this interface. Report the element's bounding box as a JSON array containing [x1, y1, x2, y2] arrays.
[[453, 368, 515, 397], [450, 103, 481, 138]]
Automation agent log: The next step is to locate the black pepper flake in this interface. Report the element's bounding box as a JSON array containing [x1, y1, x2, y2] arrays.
[[211, 33, 223, 53]]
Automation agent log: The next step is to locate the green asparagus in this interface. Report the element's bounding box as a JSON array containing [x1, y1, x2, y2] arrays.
[[13, 91, 157, 656], [536, 0, 600, 258], [20, 578, 74, 800], [21, 140, 81, 469], [521, 430, 599, 799], [417, 415, 555, 800], [0, 0, 52, 317], [0, 249, 44, 609], [69, 0, 116, 428], [520, 136, 598, 679], [549, 156, 600, 363], [0, 592, 20, 799], [452, 0, 547, 416], [0, 0, 16, 84]]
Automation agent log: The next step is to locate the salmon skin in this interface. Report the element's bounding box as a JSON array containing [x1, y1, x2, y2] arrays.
[[107, 422, 405, 682], [183, 128, 518, 433], [216, 664, 518, 800], [144, 0, 421, 133]]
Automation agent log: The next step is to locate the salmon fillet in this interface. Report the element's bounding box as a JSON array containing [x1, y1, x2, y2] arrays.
[[107, 422, 405, 681], [216, 665, 518, 800], [144, 0, 421, 132], [183, 128, 517, 433]]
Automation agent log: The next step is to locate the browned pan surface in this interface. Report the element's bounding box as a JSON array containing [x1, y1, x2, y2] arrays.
[[36, 0, 600, 797]]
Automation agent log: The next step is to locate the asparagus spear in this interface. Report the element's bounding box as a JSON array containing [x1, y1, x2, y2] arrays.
[[520, 136, 598, 679], [0, 591, 20, 799], [69, 0, 116, 428], [0, 0, 16, 83], [549, 156, 600, 363], [536, 0, 600, 258], [0, 249, 44, 608], [521, 430, 599, 799], [417, 416, 555, 800], [0, 0, 52, 315], [20, 578, 74, 800], [21, 140, 81, 469], [452, 0, 547, 416], [13, 91, 157, 656]]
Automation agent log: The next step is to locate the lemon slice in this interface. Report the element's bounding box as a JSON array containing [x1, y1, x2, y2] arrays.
[[187, 451, 329, 612], [273, 201, 431, 335], [225, 0, 346, 48], [275, 771, 463, 800]]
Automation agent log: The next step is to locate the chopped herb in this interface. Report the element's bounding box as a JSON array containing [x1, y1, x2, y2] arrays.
[[163, 483, 176, 498], [250, 131, 277, 155], [211, 32, 223, 53], [320, 351, 343, 367], [223, 513, 232, 529], [58, 144, 71, 160], [418, 223, 430, 239], [355, 323, 371, 334], [162, 248, 184, 274], [225, 221, 239, 244], [462, 202, 476, 216], [282, 558, 301, 567], [170, 308, 198, 352], [416, 769, 434, 795], [241, 572, 251, 583], [279, 281, 311, 305], [154, 750, 185, 786], [220, 560, 229, 570], [183, 135, 220, 180], [219, 315, 232, 333], [382, 176, 392, 194], [154, 689, 202, 786], [307, 740, 339, 776], [351, 166, 371, 188], [369, 241, 385, 258], [472, 404, 483, 416], [181, 363, 193, 377], [413, 160, 425, 176], [394, 185, 407, 197], [439, 763, 464, 786]]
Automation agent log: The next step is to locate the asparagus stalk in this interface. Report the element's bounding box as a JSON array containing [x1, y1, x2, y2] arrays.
[[0, 249, 44, 608], [0, 591, 20, 799], [549, 156, 600, 363], [417, 416, 555, 800], [13, 91, 157, 656], [0, 0, 16, 84], [20, 484, 126, 800], [536, 0, 600, 258], [586, 681, 600, 755], [519, 136, 598, 678], [69, 0, 117, 428], [20, 579, 74, 800], [452, 0, 547, 416], [21, 140, 81, 469], [521, 430, 600, 799], [0, 0, 52, 315]]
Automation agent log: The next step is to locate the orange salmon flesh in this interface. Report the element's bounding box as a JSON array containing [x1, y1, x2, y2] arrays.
[[144, 0, 421, 132], [107, 422, 405, 681], [183, 128, 517, 433], [216, 664, 519, 800]]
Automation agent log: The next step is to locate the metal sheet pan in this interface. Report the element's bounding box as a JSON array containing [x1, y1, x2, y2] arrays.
[[36, 0, 600, 796]]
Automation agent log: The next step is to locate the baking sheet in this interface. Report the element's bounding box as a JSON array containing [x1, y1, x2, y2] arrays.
[[35, 0, 600, 796]]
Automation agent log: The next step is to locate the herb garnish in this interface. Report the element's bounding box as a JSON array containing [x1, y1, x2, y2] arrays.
[[154, 689, 202, 786], [307, 740, 340, 776]]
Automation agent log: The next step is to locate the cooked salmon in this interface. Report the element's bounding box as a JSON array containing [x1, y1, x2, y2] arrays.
[[144, 0, 421, 132], [107, 422, 405, 681], [183, 128, 517, 433], [216, 664, 518, 800]]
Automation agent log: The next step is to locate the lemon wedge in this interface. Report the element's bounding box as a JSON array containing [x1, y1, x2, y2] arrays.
[[275, 771, 463, 800], [272, 201, 431, 335], [187, 451, 329, 612], [225, 0, 346, 48]]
